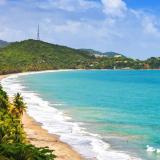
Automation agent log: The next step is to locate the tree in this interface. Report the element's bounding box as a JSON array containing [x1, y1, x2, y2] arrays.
[[13, 93, 26, 117], [0, 84, 8, 101], [0, 144, 56, 160], [0, 95, 8, 110]]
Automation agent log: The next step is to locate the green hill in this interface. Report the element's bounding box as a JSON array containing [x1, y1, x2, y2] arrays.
[[0, 39, 95, 74], [78, 49, 102, 56], [0, 39, 159, 74], [146, 57, 160, 69]]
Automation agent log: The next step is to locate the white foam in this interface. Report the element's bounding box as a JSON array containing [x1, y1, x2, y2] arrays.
[[146, 145, 160, 154], [1, 72, 142, 160], [146, 145, 156, 152]]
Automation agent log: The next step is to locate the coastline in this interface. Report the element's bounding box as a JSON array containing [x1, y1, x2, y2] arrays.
[[0, 73, 84, 160], [22, 112, 83, 160], [0, 70, 143, 160]]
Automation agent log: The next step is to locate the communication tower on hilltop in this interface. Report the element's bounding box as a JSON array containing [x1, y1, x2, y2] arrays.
[[37, 24, 40, 40]]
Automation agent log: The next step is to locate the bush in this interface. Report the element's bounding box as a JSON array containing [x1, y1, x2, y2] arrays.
[[0, 143, 56, 160]]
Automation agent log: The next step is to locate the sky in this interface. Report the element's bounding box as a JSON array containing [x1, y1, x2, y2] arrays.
[[0, 0, 160, 59]]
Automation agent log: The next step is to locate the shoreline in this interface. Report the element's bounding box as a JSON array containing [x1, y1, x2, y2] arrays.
[[0, 70, 144, 160], [22, 112, 83, 160], [0, 73, 84, 160]]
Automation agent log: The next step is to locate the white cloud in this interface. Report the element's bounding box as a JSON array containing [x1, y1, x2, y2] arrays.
[[37, 0, 98, 11], [142, 16, 160, 37], [0, 0, 160, 58], [48, 0, 75, 11], [79, 0, 98, 9], [0, 27, 25, 41], [53, 21, 82, 33], [101, 0, 127, 17]]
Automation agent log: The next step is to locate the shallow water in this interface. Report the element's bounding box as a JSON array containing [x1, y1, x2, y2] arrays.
[[2, 70, 160, 160]]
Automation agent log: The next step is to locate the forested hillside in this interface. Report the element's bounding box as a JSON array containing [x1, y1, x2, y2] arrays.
[[0, 39, 159, 74], [0, 39, 94, 74]]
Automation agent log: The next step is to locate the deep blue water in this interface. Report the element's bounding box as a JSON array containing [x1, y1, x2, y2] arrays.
[[18, 70, 160, 160]]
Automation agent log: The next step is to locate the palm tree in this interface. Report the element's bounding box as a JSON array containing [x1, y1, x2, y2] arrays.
[[0, 84, 8, 101], [13, 93, 26, 117]]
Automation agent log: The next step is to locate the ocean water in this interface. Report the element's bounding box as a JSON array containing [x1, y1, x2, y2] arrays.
[[2, 70, 160, 160]]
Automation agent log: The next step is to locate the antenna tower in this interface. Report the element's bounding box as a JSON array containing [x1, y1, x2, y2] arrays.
[[37, 24, 40, 40]]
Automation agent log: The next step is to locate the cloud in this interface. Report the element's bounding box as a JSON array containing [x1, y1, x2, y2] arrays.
[[36, 0, 98, 11], [0, 27, 25, 41], [0, 0, 160, 59], [142, 15, 160, 37], [38, 0, 75, 11], [101, 0, 127, 17]]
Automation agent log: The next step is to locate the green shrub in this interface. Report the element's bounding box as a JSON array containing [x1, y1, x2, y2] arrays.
[[0, 144, 56, 160]]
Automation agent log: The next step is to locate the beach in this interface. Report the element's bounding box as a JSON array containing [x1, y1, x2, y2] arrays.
[[1, 70, 158, 160], [0, 74, 84, 160]]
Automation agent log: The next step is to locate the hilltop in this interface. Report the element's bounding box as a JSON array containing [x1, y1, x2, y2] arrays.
[[78, 49, 102, 56], [103, 52, 124, 58], [0, 39, 159, 74], [78, 49, 124, 58], [0, 39, 95, 74], [0, 40, 9, 48]]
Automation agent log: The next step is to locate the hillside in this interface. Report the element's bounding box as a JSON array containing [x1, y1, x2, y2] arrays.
[[0, 39, 159, 74], [0, 39, 95, 74], [146, 57, 160, 69], [103, 52, 124, 57], [78, 49, 102, 56], [79, 49, 124, 57], [0, 40, 9, 48]]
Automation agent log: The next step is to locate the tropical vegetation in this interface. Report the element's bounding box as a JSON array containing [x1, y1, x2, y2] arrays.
[[0, 39, 159, 75], [0, 84, 56, 160]]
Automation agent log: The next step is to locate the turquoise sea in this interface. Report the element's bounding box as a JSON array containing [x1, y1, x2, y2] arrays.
[[2, 70, 160, 160]]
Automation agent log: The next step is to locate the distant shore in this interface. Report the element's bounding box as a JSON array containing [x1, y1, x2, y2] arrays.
[[0, 73, 84, 160]]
